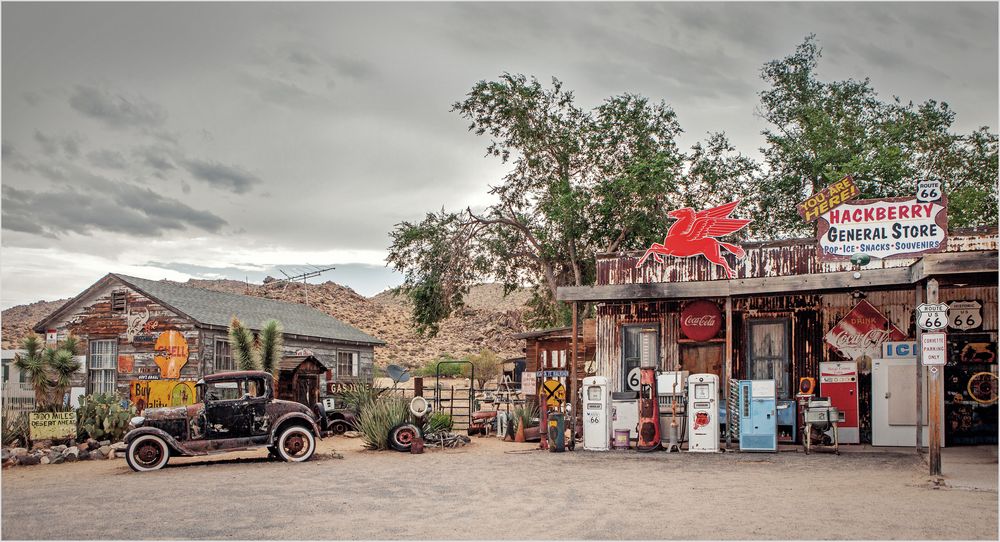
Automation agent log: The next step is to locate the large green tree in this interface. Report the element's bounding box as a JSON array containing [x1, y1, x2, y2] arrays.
[[756, 35, 998, 237], [388, 74, 753, 332]]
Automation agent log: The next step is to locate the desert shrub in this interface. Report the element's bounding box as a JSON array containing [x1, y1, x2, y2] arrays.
[[356, 396, 410, 450], [2, 408, 30, 447], [412, 355, 467, 378], [76, 394, 136, 442], [512, 402, 539, 430], [423, 411, 453, 433], [337, 383, 389, 415]]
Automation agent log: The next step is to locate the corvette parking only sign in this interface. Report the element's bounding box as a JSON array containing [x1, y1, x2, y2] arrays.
[[921, 332, 948, 366]]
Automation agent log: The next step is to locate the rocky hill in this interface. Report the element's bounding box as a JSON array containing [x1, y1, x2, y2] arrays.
[[1, 280, 531, 369]]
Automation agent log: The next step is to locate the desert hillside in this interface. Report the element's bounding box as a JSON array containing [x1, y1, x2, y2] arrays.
[[1, 280, 531, 368]]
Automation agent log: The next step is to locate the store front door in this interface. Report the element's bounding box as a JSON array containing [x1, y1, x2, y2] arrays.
[[680, 344, 723, 379]]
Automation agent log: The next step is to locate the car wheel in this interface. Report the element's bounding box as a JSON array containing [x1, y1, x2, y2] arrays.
[[388, 422, 421, 452], [126, 434, 170, 472], [276, 425, 316, 462], [330, 420, 350, 435]]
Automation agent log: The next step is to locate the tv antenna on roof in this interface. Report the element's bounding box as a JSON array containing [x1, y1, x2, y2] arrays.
[[264, 264, 335, 307]]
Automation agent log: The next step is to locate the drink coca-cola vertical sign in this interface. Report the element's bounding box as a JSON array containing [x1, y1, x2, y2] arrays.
[[680, 300, 722, 341], [825, 300, 906, 360]]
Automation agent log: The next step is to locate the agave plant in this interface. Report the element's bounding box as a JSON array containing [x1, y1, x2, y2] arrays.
[[355, 396, 409, 450]]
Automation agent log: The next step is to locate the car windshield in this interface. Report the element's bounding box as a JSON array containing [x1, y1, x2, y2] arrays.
[[205, 380, 242, 401]]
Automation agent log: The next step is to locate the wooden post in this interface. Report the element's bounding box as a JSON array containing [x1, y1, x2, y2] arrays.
[[570, 301, 579, 451], [914, 283, 923, 453], [414, 377, 424, 399], [927, 278, 942, 476], [724, 296, 733, 450]]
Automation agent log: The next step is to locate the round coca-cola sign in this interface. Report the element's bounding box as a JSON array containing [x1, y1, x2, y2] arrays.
[[680, 300, 722, 341]]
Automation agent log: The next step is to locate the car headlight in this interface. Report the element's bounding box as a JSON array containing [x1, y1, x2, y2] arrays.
[[129, 416, 146, 428]]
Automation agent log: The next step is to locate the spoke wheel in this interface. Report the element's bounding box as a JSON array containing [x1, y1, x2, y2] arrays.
[[389, 423, 422, 452], [126, 434, 170, 472], [276, 426, 316, 462]]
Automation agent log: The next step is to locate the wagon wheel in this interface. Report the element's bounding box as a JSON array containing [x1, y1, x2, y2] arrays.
[[967, 372, 998, 405]]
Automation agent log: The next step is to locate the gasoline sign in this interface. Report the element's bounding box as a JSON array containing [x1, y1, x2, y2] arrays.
[[948, 301, 983, 331], [916, 303, 949, 331]]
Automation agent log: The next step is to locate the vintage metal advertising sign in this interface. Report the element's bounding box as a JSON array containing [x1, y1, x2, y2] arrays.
[[797, 174, 860, 222], [948, 301, 983, 331], [680, 300, 723, 341], [28, 411, 77, 441], [816, 195, 948, 260], [130, 380, 197, 412], [153, 330, 189, 378], [825, 300, 907, 360], [636, 200, 751, 278]]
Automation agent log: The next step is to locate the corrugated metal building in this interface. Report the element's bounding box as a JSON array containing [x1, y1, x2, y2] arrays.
[[558, 228, 997, 445]]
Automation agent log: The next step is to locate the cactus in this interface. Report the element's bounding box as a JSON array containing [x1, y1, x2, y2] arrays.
[[76, 393, 136, 442]]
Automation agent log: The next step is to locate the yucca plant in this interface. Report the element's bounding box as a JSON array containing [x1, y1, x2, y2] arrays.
[[228, 317, 284, 378], [2, 407, 30, 447], [356, 396, 410, 450], [513, 402, 540, 431], [423, 411, 453, 434], [13, 334, 50, 408], [14, 333, 82, 411], [338, 383, 388, 414]]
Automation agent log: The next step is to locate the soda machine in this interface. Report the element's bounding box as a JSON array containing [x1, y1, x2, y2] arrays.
[[687, 373, 719, 452], [737, 380, 777, 451], [819, 361, 859, 444], [582, 376, 612, 451]]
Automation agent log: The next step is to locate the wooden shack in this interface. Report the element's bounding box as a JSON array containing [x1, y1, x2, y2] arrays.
[[276, 355, 327, 407]]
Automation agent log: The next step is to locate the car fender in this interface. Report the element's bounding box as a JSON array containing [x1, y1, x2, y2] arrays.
[[269, 412, 322, 443], [124, 426, 196, 456]]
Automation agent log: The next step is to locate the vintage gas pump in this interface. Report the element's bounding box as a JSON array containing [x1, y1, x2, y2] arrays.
[[637, 330, 660, 451], [819, 362, 859, 444], [582, 376, 612, 451], [687, 373, 719, 452]]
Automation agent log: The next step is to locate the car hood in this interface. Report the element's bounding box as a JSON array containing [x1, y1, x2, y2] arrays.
[[144, 404, 203, 420], [268, 399, 316, 417]]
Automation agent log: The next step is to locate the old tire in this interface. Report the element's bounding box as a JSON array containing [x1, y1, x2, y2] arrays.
[[329, 420, 350, 435], [126, 434, 170, 472], [276, 425, 316, 462], [388, 423, 421, 452]]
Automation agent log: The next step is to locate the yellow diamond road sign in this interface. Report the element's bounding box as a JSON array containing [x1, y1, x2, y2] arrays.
[[540, 379, 565, 407]]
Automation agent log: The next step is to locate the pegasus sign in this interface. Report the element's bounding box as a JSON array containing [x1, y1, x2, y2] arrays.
[[636, 200, 751, 278]]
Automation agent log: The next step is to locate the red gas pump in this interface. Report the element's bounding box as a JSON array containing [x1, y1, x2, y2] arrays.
[[637, 366, 661, 450]]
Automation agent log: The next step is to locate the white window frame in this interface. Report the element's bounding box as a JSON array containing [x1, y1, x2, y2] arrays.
[[214, 338, 234, 373], [337, 351, 359, 378], [88, 340, 117, 395]]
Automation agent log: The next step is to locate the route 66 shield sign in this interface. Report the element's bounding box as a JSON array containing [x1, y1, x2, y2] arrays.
[[948, 300, 983, 331], [915, 303, 949, 331]]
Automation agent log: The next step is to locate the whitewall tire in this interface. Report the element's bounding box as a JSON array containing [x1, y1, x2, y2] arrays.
[[126, 434, 170, 472], [276, 425, 316, 462]]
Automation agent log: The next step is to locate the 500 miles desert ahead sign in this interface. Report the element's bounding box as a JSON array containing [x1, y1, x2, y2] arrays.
[[816, 196, 948, 261]]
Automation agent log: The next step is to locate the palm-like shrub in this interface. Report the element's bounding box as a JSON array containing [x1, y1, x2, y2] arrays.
[[228, 317, 284, 377], [13, 333, 82, 411]]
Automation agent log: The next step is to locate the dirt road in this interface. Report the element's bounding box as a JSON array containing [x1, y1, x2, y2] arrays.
[[2, 437, 996, 539]]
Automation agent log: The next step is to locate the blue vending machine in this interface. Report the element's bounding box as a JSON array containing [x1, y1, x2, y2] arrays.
[[738, 380, 777, 452]]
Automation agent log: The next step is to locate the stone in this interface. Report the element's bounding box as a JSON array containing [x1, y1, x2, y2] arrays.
[[1, 449, 9, 461], [111, 442, 126, 452], [92, 449, 105, 460], [78, 442, 89, 452], [98, 445, 112, 457], [11, 447, 27, 457], [51, 455, 64, 465], [99, 440, 111, 447], [78, 449, 90, 460], [17, 455, 40, 466], [31, 439, 52, 451], [65, 446, 79, 457], [40, 456, 50, 465], [64, 453, 78, 463], [51, 445, 67, 453], [86, 438, 99, 449]]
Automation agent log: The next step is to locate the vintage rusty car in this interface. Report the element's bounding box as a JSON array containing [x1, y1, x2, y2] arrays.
[[124, 371, 322, 471]]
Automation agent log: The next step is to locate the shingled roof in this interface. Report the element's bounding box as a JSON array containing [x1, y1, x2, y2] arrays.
[[35, 273, 384, 346]]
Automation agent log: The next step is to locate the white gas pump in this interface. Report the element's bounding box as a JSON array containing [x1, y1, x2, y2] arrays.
[[687, 373, 719, 452], [582, 376, 612, 451]]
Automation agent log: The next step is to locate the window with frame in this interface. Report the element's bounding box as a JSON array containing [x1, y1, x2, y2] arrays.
[[205, 380, 242, 401], [747, 319, 791, 399], [88, 340, 117, 395], [214, 339, 234, 372], [621, 325, 659, 391], [337, 351, 359, 378]]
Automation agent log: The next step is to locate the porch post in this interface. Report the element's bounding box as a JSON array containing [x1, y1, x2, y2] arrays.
[[914, 282, 924, 453], [570, 301, 579, 451], [725, 296, 733, 450], [927, 278, 942, 476]]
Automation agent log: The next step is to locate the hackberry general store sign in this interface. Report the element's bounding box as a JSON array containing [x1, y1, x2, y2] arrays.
[[816, 195, 948, 261]]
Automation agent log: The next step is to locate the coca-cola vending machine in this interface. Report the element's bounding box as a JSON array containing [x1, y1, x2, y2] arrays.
[[819, 361, 858, 444]]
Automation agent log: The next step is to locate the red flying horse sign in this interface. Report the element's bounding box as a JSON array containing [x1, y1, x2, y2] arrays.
[[636, 200, 751, 278]]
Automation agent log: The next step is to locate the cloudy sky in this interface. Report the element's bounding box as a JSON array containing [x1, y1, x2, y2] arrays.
[[2, 2, 997, 308]]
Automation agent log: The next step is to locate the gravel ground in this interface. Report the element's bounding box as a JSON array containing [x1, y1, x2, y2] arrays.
[[2, 436, 996, 540]]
